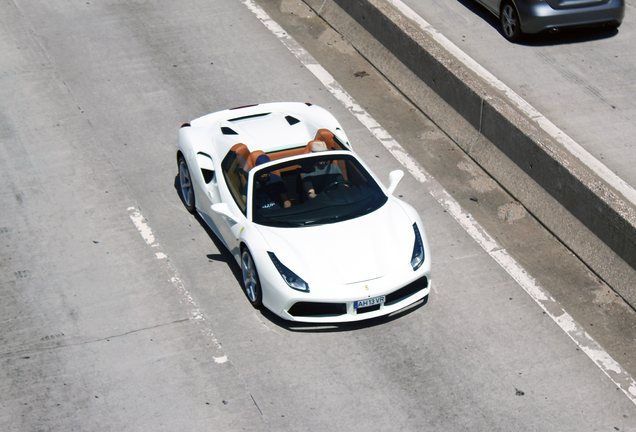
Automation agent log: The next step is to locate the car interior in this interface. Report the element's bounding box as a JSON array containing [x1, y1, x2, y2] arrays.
[[222, 129, 350, 208]]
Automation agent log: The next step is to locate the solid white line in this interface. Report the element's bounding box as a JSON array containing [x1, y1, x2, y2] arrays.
[[387, 0, 636, 208], [242, 0, 636, 405]]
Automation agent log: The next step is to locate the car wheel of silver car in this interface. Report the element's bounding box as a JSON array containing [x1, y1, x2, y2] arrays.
[[241, 248, 263, 308], [501, 2, 522, 42], [178, 155, 196, 213]]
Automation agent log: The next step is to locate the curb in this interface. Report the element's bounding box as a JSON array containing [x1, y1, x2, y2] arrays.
[[304, 0, 636, 307]]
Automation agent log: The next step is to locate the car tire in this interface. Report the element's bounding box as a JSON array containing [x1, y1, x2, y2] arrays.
[[501, 2, 522, 42], [241, 248, 263, 308], [178, 155, 196, 213]]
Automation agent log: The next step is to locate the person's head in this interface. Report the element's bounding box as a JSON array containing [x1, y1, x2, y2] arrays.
[[255, 154, 271, 183]]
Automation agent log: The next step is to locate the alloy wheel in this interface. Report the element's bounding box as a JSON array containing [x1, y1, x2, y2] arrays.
[[241, 249, 262, 306], [501, 4, 520, 41], [179, 157, 195, 212]]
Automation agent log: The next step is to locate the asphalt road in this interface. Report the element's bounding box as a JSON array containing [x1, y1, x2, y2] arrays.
[[1, 0, 636, 430]]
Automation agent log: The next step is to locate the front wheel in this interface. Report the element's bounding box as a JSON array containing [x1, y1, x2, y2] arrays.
[[241, 248, 263, 308], [501, 2, 522, 42]]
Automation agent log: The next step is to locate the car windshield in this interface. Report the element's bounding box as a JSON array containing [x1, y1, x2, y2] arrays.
[[250, 153, 388, 227]]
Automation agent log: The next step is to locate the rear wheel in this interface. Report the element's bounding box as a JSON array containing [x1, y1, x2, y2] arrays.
[[501, 2, 522, 42], [178, 155, 195, 213], [241, 248, 263, 308]]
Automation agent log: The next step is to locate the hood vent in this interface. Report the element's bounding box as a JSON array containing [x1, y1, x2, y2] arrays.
[[221, 126, 238, 135], [229, 112, 270, 122], [285, 115, 300, 126]]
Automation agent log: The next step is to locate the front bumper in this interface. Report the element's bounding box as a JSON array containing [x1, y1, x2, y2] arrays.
[[285, 276, 430, 323], [258, 252, 432, 323]]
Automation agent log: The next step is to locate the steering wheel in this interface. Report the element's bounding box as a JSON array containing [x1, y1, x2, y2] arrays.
[[324, 180, 353, 193]]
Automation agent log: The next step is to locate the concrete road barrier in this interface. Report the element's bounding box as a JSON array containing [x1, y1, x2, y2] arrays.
[[303, 0, 636, 307]]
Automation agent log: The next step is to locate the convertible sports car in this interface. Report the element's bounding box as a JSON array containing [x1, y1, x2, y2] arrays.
[[176, 102, 431, 323]]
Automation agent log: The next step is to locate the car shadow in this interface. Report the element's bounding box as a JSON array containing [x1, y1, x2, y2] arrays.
[[197, 216, 243, 280], [174, 175, 428, 332], [173, 175, 244, 282], [517, 27, 619, 47], [456, 0, 619, 46]]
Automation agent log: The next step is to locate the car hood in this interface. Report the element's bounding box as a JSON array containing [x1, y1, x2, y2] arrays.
[[255, 199, 414, 285]]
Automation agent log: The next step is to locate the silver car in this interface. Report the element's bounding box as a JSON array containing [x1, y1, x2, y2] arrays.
[[474, 0, 625, 41]]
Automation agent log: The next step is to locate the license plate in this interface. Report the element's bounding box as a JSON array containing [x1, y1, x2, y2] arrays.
[[354, 295, 385, 309]]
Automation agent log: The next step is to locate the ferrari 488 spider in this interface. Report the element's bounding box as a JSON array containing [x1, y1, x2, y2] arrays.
[[177, 102, 431, 322]]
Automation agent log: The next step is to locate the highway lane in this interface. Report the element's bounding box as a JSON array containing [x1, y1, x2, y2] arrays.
[[1, 0, 635, 430], [398, 0, 636, 196]]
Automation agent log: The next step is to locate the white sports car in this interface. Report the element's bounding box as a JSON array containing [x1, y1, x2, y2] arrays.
[[177, 102, 431, 323]]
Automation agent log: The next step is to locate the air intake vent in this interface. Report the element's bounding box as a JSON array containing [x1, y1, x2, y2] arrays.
[[221, 126, 238, 135], [285, 116, 300, 126], [288, 302, 346, 317]]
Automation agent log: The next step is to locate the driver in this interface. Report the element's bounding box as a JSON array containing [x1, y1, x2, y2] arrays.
[[302, 141, 344, 199], [254, 155, 292, 210]]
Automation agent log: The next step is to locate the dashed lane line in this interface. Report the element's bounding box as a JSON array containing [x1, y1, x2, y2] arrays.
[[128, 207, 268, 424], [127, 207, 228, 364]]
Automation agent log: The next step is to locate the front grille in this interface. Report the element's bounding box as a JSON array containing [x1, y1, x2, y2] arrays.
[[356, 304, 381, 314], [288, 302, 347, 317], [385, 276, 428, 305]]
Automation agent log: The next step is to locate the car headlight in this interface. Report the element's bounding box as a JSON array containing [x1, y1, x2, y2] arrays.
[[268, 252, 310, 292], [411, 223, 425, 271]]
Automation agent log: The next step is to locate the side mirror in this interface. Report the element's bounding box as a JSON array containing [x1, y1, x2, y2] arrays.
[[211, 203, 237, 223], [387, 170, 404, 195]]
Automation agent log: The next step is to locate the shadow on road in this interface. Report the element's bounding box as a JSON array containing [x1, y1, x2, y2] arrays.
[[173, 174, 243, 281]]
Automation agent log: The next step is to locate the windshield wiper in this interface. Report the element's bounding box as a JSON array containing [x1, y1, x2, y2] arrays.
[[303, 206, 377, 226], [302, 215, 341, 226], [258, 218, 305, 227]]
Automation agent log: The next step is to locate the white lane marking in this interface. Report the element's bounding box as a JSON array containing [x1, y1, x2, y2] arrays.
[[128, 206, 272, 423], [129, 208, 156, 246], [127, 207, 226, 355], [242, 0, 636, 405], [387, 0, 636, 207]]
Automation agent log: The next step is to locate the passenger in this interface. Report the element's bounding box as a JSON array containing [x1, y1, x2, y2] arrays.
[[253, 155, 292, 210], [303, 141, 344, 199]]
